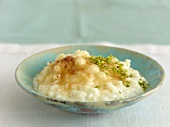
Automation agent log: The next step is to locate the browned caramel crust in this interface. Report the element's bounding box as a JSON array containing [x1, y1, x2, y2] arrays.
[[49, 56, 87, 88]]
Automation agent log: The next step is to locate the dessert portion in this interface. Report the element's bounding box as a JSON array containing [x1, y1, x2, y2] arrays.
[[33, 50, 149, 102]]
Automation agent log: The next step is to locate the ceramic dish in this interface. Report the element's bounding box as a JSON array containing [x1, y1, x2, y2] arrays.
[[15, 45, 165, 113]]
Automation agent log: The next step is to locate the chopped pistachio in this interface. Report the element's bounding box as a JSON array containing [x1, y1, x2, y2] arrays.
[[125, 81, 131, 87], [138, 80, 148, 91], [88, 55, 129, 80], [126, 84, 130, 87], [95, 86, 100, 89], [129, 74, 133, 77]]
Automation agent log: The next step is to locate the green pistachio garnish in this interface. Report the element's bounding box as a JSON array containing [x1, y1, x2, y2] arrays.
[[125, 81, 131, 87], [87, 55, 149, 90], [138, 79, 148, 91], [95, 86, 100, 89], [129, 74, 133, 77], [88, 55, 129, 80]]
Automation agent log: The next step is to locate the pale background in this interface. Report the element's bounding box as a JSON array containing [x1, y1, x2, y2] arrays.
[[0, 0, 170, 44]]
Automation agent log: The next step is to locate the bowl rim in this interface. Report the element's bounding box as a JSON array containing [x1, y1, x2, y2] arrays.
[[15, 44, 165, 105]]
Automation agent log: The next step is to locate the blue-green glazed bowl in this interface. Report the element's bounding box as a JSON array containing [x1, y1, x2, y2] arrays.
[[15, 45, 165, 113]]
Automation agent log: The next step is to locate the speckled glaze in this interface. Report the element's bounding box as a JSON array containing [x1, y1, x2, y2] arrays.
[[15, 45, 165, 113]]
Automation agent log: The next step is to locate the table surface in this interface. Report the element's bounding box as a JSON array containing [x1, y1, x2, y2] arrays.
[[0, 0, 170, 44], [0, 42, 169, 127]]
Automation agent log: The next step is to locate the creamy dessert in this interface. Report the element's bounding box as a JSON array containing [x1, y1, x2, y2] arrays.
[[33, 50, 149, 102]]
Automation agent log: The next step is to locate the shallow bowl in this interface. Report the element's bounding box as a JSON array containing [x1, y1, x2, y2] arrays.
[[15, 45, 165, 113]]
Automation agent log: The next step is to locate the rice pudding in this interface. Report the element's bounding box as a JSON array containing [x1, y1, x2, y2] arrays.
[[33, 50, 149, 102]]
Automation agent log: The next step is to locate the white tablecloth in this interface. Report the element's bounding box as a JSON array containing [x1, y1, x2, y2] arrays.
[[0, 42, 169, 127]]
